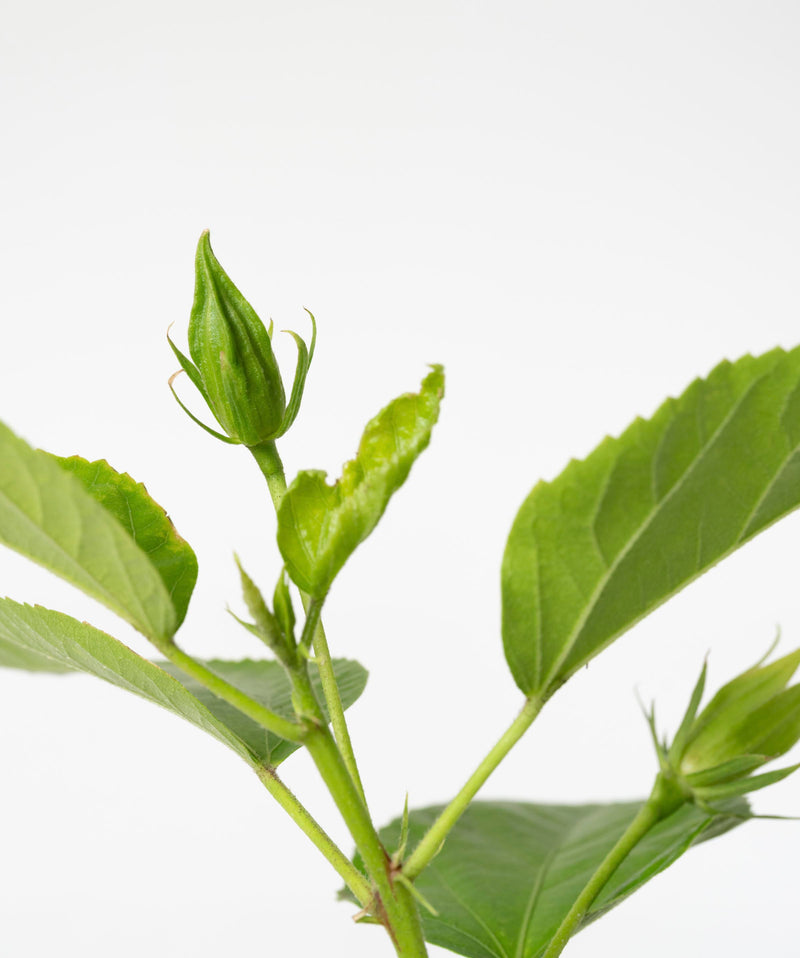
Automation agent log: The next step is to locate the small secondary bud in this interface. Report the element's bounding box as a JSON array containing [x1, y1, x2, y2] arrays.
[[647, 648, 800, 808]]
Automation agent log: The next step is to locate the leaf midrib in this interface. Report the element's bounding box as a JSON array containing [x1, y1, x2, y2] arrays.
[[541, 368, 777, 691], [427, 860, 511, 958], [513, 848, 554, 958]]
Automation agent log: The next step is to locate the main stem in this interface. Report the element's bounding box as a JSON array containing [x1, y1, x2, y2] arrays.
[[287, 658, 428, 954], [403, 694, 544, 880], [540, 774, 684, 958], [303, 722, 428, 955], [249, 439, 367, 803]]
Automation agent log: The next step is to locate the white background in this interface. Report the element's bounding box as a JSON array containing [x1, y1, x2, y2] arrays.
[[2, 2, 800, 956]]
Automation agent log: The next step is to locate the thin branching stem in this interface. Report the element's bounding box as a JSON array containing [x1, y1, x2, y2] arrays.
[[403, 694, 544, 881], [253, 763, 372, 907], [159, 642, 304, 742]]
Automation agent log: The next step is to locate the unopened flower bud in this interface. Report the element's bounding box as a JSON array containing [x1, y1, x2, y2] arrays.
[[169, 231, 315, 447], [646, 648, 800, 808]]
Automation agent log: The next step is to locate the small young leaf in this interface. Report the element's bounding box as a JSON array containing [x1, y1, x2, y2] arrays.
[[55, 456, 198, 629], [502, 348, 800, 697], [277, 366, 445, 596], [0, 422, 177, 642], [366, 800, 744, 958]]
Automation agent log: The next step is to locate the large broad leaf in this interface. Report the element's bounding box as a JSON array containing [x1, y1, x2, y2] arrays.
[[502, 348, 800, 697], [158, 656, 368, 765], [55, 456, 198, 628], [0, 422, 177, 642], [277, 366, 444, 597], [0, 599, 368, 766], [368, 800, 743, 958], [0, 599, 252, 762]]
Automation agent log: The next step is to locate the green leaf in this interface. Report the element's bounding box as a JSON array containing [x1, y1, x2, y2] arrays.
[[369, 800, 744, 958], [0, 598, 368, 767], [54, 456, 198, 629], [0, 599, 253, 762], [0, 633, 73, 672], [158, 657, 368, 765], [0, 422, 177, 642], [277, 365, 445, 596], [502, 349, 800, 697]]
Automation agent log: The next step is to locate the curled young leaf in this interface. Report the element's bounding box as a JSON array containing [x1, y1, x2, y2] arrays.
[[277, 365, 445, 597]]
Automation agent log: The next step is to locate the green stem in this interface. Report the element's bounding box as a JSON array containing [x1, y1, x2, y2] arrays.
[[250, 439, 424, 952], [253, 763, 372, 908], [307, 606, 368, 804], [160, 642, 304, 743], [298, 594, 324, 655], [303, 724, 428, 956], [249, 439, 368, 805], [540, 774, 685, 958], [249, 440, 288, 510], [403, 694, 544, 881]]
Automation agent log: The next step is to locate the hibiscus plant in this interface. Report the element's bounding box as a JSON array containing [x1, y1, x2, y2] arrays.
[[2, 233, 800, 957]]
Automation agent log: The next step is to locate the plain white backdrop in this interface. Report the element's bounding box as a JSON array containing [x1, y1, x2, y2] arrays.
[[2, 2, 800, 955]]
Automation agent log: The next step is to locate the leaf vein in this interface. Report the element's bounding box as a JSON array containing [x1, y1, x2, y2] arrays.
[[542, 369, 771, 690]]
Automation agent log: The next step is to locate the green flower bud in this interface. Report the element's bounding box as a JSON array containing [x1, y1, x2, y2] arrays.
[[680, 648, 800, 777], [645, 648, 800, 810], [168, 231, 315, 447]]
